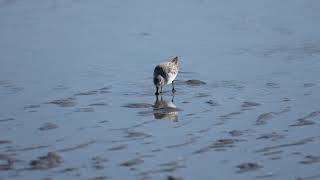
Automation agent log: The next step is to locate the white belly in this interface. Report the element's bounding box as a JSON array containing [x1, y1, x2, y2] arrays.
[[166, 73, 177, 85]]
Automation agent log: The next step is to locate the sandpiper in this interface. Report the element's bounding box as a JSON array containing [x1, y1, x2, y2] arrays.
[[153, 56, 179, 95]]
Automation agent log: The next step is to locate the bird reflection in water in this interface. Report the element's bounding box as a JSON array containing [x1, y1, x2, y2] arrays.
[[153, 95, 180, 121]]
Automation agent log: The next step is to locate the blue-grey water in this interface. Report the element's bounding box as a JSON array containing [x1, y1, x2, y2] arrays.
[[1, 0, 320, 179]]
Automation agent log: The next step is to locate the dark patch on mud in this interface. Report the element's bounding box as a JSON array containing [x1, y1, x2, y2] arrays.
[[88, 176, 109, 180], [205, 100, 219, 106], [0, 154, 14, 171], [0, 80, 24, 94], [255, 174, 278, 179], [150, 148, 162, 153], [0, 161, 13, 171], [256, 113, 273, 125], [165, 137, 198, 148], [124, 131, 152, 139], [194, 93, 210, 98], [75, 107, 94, 112], [138, 159, 185, 178], [129, 32, 150, 36], [98, 87, 111, 94], [74, 87, 111, 96], [241, 101, 260, 109], [46, 97, 76, 107], [0, 140, 12, 144], [296, 174, 320, 180], [7, 144, 50, 152], [262, 150, 283, 156], [255, 137, 314, 153], [78, 125, 102, 130], [228, 129, 255, 137], [89, 102, 108, 106], [269, 156, 282, 160], [0, 118, 14, 122], [75, 90, 99, 96], [301, 111, 320, 119], [211, 139, 240, 148], [304, 92, 312, 96], [291, 111, 320, 127], [56, 167, 79, 173], [29, 152, 63, 170], [122, 103, 153, 108], [290, 119, 315, 127], [39, 123, 59, 131], [185, 79, 206, 86], [282, 97, 291, 102], [193, 139, 240, 154], [129, 121, 156, 130], [92, 156, 109, 170], [57, 141, 95, 152], [229, 130, 243, 137], [53, 85, 71, 90], [236, 162, 262, 173], [257, 132, 286, 141], [108, 144, 127, 151], [24, 105, 41, 110], [119, 158, 144, 167], [158, 160, 185, 168], [197, 128, 211, 134], [99, 120, 109, 123], [167, 175, 183, 180], [303, 83, 316, 88], [266, 82, 280, 88], [300, 155, 320, 164], [220, 112, 243, 120], [255, 107, 291, 125]]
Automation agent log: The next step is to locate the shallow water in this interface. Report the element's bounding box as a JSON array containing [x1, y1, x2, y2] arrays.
[[1, 0, 320, 179]]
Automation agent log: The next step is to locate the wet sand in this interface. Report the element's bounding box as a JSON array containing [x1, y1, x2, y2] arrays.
[[1, 0, 320, 179]]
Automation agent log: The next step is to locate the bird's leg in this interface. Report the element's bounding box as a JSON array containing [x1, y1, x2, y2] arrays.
[[155, 87, 159, 95], [160, 86, 163, 94], [171, 94, 174, 102], [172, 81, 176, 93]]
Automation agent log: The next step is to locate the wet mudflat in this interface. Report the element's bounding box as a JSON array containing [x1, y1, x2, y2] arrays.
[[1, 0, 320, 179]]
